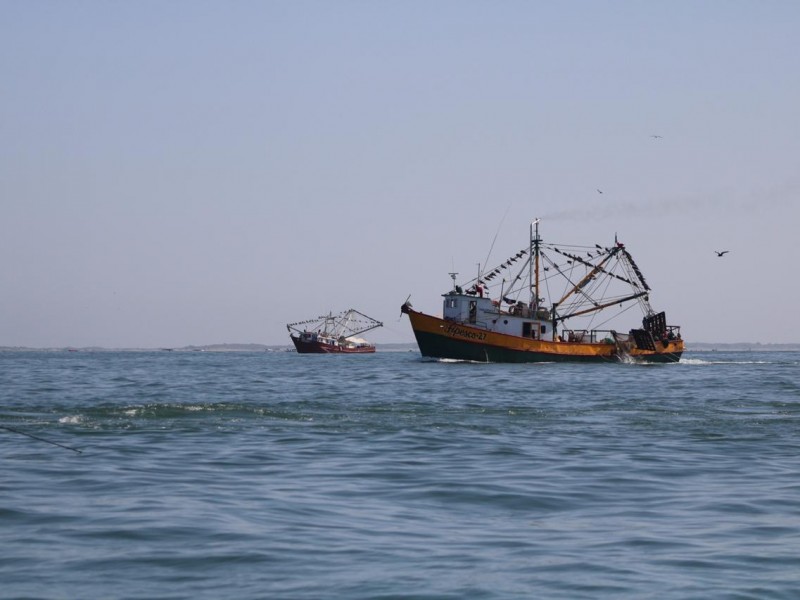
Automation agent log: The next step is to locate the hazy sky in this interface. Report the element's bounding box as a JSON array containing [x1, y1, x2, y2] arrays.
[[2, 1, 798, 347]]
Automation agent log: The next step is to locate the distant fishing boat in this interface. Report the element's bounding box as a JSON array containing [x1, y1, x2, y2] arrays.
[[287, 309, 383, 354], [401, 219, 684, 363]]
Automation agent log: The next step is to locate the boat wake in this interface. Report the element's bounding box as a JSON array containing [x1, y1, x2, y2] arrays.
[[679, 357, 773, 366], [427, 357, 491, 364]]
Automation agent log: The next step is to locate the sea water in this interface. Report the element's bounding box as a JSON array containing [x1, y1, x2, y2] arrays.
[[1, 350, 799, 599]]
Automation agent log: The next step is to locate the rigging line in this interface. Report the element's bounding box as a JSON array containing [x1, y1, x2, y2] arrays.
[[0, 424, 83, 454], [540, 252, 565, 309], [620, 248, 650, 291], [554, 246, 634, 287], [479, 247, 530, 286], [558, 258, 600, 311], [511, 254, 532, 294], [543, 265, 554, 313], [592, 299, 639, 330], [481, 205, 512, 278], [615, 256, 651, 316], [540, 252, 574, 306], [558, 291, 649, 321], [583, 263, 619, 330]]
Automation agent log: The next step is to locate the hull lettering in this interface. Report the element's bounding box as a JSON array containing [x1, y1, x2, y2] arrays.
[[444, 324, 487, 341]]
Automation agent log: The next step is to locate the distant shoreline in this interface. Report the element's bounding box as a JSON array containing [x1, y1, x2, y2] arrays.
[[2, 342, 800, 352], [685, 342, 800, 352]]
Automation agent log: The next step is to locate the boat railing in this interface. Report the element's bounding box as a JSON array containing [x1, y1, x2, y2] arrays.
[[666, 325, 682, 340], [592, 330, 618, 344], [561, 329, 617, 344], [563, 329, 589, 343], [502, 304, 551, 320]]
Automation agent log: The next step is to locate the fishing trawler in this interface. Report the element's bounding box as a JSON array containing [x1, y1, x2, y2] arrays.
[[401, 219, 683, 363], [287, 309, 383, 354]]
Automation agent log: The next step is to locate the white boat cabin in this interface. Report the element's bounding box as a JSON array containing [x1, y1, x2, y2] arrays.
[[442, 291, 555, 341]]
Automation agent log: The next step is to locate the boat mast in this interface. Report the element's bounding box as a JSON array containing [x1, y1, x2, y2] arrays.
[[531, 218, 541, 309]]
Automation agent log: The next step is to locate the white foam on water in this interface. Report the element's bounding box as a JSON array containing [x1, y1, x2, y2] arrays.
[[680, 357, 772, 365], [58, 415, 82, 424]]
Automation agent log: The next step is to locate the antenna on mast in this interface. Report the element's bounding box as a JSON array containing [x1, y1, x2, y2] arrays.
[[449, 272, 459, 291]]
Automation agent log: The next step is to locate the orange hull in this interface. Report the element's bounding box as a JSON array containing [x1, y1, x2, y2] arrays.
[[405, 308, 683, 363]]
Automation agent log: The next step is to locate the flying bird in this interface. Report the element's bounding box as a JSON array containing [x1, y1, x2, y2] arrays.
[[715, 250, 730, 257], [650, 134, 663, 139], [596, 189, 603, 194]]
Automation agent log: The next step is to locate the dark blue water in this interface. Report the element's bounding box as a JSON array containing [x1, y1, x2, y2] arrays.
[[2, 350, 799, 599]]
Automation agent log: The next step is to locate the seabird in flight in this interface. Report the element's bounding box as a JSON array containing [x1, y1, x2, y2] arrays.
[[715, 250, 730, 257]]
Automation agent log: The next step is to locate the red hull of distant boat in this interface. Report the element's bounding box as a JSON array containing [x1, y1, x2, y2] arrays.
[[290, 335, 375, 354]]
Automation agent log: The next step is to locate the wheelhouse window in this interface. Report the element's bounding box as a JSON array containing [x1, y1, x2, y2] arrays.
[[522, 322, 545, 338]]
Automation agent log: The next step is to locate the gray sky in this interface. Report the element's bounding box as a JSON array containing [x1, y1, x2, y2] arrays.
[[2, 1, 798, 347]]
